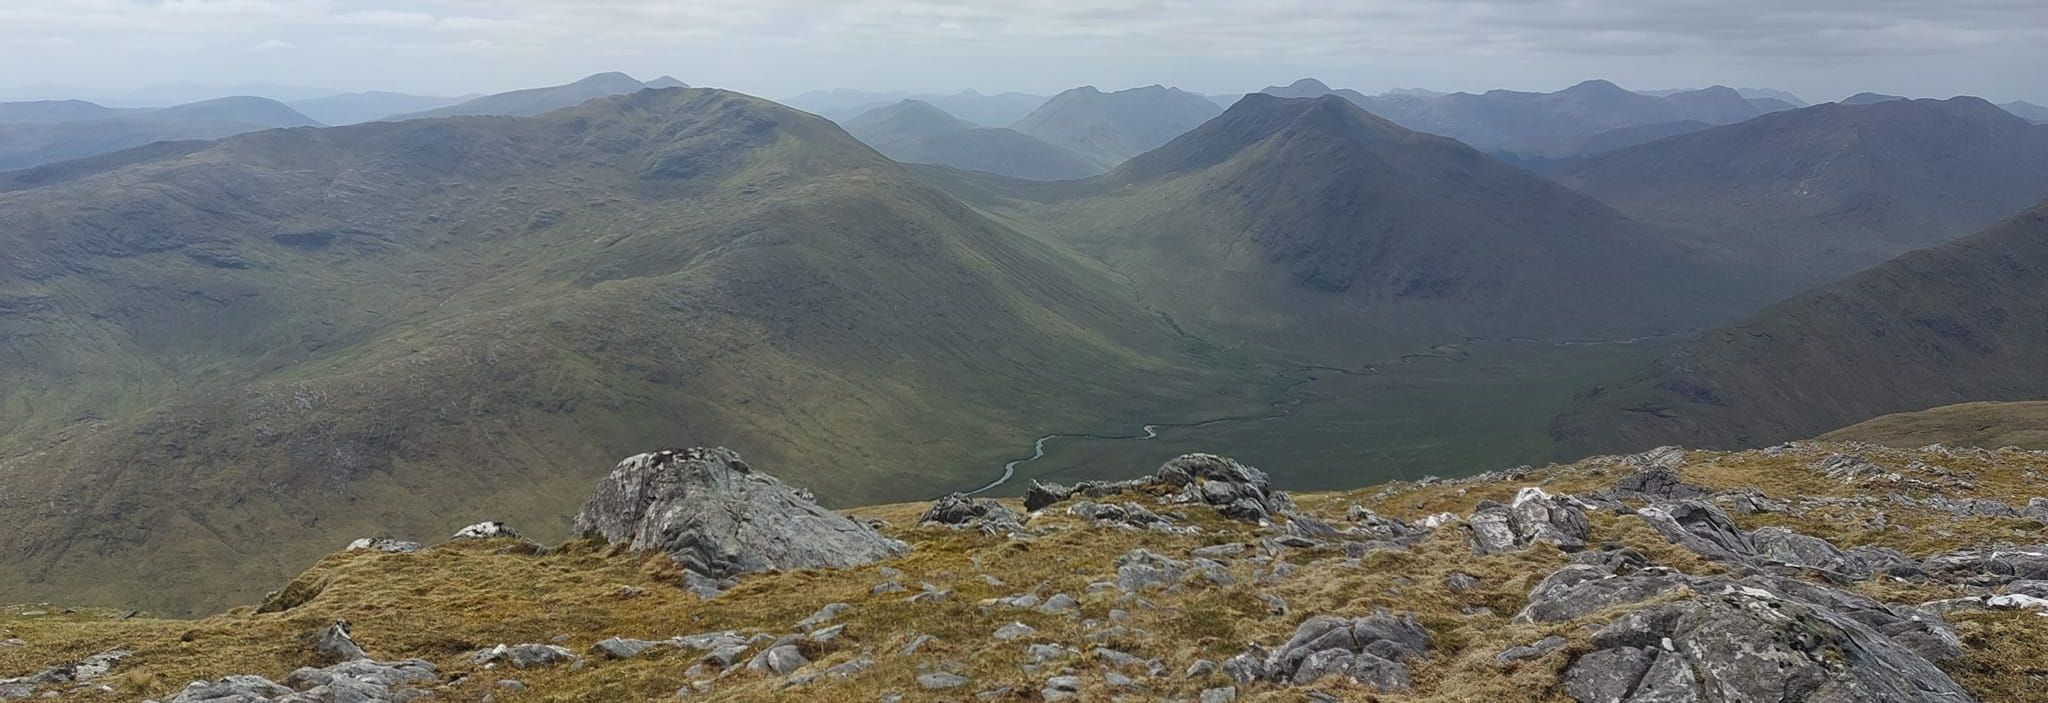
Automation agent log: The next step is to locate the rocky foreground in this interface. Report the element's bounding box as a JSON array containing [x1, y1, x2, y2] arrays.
[[3, 441, 2047, 702]]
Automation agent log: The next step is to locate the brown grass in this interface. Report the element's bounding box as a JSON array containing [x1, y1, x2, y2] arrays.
[[4, 441, 2045, 702]]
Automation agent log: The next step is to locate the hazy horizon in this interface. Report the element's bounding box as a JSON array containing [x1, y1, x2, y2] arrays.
[[1, 0, 2044, 106]]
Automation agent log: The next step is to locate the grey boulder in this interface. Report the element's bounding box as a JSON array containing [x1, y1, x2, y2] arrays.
[[572, 447, 908, 588]]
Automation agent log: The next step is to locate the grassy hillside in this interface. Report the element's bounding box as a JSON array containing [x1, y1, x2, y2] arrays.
[[1558, 97, 2048, 290], [4, 440, 2045, 702], [1823, 401, 2048, 450], [0, 88, 1263, 614], [1553, 201, 2048, 457]]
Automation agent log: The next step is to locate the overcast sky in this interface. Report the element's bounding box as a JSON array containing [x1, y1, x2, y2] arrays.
[[2, 0, 2044, 104]]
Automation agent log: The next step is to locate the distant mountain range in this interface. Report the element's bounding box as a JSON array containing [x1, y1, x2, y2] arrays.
[[288, 91, 472, 125], [842, 100, 1104, 180], [789, 89, 1050, 127], [1553, 200, 2048, 456], [390, 72, 688, 120], [0, 95, 319, 170], [1557, 96, 2048, 292], [2002, 100, 2048, 124], [1011, 85, 1223, 167], [1257, 78, 1799, 159]]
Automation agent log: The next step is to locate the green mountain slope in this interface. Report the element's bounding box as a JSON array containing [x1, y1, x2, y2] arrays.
[[959, 94, 1748, 363], [1010, 85, 1220, 167], [0, 88, 1248, 614], [845, 100, 1104, 180], [1558, 97, 2048, 290], [1552, 201, 2048, 456]]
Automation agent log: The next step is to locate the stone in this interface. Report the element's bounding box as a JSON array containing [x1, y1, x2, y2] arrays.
[[470, 644, 577, 669], [898, 634, 936, 657], [994, 622, 1037, 641], [746, 645, 809, 676], [917, 672, 969, 690], [346, 538, 422, 553], [1508, 487, 1590, 551], [314, 620, 368, 664], [1751, 526, 1863, 577], [1193, 543, 1248, 559], [920, 493, 1025, 534], [281, 658, 440, 701], [1516, 563, 1691, 623], [163, 675, 296, 702], [572, 447, 908, 587], [1037, 593, 1080, 615], [1114, 549, 1188, 593], [591, 637, 663, 660], [1201, 686, 1237, 703], [1023, 480, 1073, 512], [1634, 500, 1755, 562], [1445, 572, 1480, 593], [1495, 635, 1567, 666], [451, 521, 520, 540], [796, 603, 852, 630], [1255, 612, 1427, 692], [1153, 454, 1293, 522], [1562, 580, 1973, 703], [1920, 545, 2048, 585], [1614, 461, 1707, 499]]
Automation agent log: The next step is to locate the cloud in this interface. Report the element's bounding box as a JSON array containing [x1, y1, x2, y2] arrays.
[[0, 0, 2040, 100], [249, 38, 294, 51]]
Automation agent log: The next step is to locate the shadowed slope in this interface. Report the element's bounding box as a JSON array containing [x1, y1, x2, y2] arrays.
[[1553, 202, 2048, 456]]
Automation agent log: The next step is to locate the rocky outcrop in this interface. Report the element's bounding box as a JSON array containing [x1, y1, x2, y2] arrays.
[[1155, 454, 1293, 522], [313, 621, 367, 664], [1919, 545, 2048, 585], [919, 493, 1025, 534], [156, 658, 437, 703], [470, 644, 577, 669], [1469, 487, 1589, 554], [1, 650, 126, 701], [1224, 613, 1429, 692], [1561, 582, 1972, 702], [572, 447, 907, 592], [1022, 453, 1293, 524], [1634, 500, 1755, 562]]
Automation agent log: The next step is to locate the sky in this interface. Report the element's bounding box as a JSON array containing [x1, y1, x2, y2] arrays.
[[2, 0, 2045, 105]]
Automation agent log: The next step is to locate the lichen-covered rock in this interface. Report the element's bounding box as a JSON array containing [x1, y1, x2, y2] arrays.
[[1920, 545, 2048, 585], [470, 643, 577, 669], [450, 521, 519, 540], [1563, 581, 1973, 702], [1613, 451, 1707, 499], [1252, 613, 1428, 691], [163, 675, 296, 702], [572, 447, 908, 588], [1115, 549, 1188, 593], [0, 649, 127, 700], [314, 621, 367, 664], [1154, 454, 1293, 522], [1635, 500, 1755, 562], [1470, 488, 1590, 554], [919, 493, 1025, 534], [1516, 563, 1691, 623], [1751, 526, 1864, 577]]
